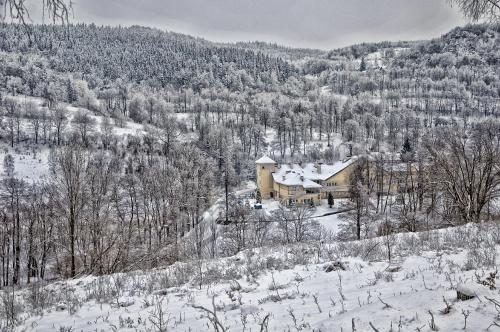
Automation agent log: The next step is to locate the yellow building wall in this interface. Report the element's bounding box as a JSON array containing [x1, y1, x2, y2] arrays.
[[256, 163, 276, 199], [273, 182, 287, 199], [322, 163, 355, 198], [273, 182, 321, 205], [324, 163, 355, 186], [274, 182, 299, 201], [295, 194, 321, 206]]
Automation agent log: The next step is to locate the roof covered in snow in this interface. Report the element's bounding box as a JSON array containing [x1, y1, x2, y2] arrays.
[[256, 156, 277, 164], [301, 159, 356, 181], [272, 158, 355, 189], [272, 169, 323, 189]]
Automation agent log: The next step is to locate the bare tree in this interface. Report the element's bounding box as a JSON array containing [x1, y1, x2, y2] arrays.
[[3, 98, 18, 148], [346, 158, 373, 240], [52, 105, 67, 146], [273, 205, 316, 243], [448, 0, 500, 20], [0, 0, 71, 25], [51, 145, 88, 277], [1, 155, 26, 285], [72, 109, 96, 146], [25, 101, 41, 144], [425, 122, 500, 224]]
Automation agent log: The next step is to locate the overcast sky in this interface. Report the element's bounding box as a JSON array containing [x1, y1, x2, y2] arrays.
[[32, 0, 469, 50]]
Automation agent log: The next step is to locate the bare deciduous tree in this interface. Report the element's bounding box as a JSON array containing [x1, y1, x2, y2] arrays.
[[449, 0, 500, 20], [51, 144, 88, 277], [0, 0, 71, 25], [273, 204, 316, 243], [425, 122, 500, 224]]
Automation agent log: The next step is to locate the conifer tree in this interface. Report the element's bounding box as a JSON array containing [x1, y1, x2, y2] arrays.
[[328, 192, 334, 208], [359, 57, 367, 72]]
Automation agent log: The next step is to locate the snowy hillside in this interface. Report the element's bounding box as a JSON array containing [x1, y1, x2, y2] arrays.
[[0, 96, 146, 184], [7, 223, 500, 331]]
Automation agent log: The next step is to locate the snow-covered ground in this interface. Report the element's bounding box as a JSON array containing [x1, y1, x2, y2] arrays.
[[313, 199, 350, 234], [0, 144, 51, 183], [64, 105, 145, 137], [7, 223, 500, 331], [8, 95, 146, 138], [256, 198, 349, 236], [351, 47, 410, 70], [0, 96, 148, 183]]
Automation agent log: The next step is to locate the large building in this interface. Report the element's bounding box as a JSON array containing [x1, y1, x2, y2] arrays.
[[256, 156, 356, 206]]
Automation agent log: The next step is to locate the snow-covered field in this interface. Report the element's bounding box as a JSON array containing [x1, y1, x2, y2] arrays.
[[0, 145, 51, 182], [0, 96, 148, 183], [6, 223, 500, 331]]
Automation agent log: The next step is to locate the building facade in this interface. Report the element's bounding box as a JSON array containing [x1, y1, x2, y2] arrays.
[[256, 156, 356, 206]]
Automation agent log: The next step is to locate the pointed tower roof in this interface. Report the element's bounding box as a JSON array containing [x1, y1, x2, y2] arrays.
[[256, 156, 276, 164]]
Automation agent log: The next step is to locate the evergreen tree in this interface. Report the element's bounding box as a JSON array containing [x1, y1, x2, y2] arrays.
[[400, 136, 415, 162], [328, 192, 334, 208], [256, 189, 262, 204], [359, 57, 367, 72], [66, 79, 77, 103]]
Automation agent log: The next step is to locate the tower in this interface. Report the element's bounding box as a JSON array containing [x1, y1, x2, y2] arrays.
[[255, 156, 277, 199]]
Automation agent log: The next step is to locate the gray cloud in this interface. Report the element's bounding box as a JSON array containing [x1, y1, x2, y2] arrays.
[[44, 0, 469, 49]]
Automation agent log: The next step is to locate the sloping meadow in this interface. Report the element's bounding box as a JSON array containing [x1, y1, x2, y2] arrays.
[[1, 221, 499, 331]]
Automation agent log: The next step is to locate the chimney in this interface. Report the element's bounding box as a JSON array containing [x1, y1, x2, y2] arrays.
[[316, 161, 323, 174], [300, 175, 304, 182]]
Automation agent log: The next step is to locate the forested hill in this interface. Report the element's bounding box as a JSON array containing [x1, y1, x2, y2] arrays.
[[315, 23, 500, 116], [427, 24, 499, 59], [387, 24, 500, 111], [232, 41, 326, 61], [0, 22, 498, 116], [0, 23, 297, 92], [324, 23, 499, 63], [391, 24, 499, 75], [326, 40, 416, 60]]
